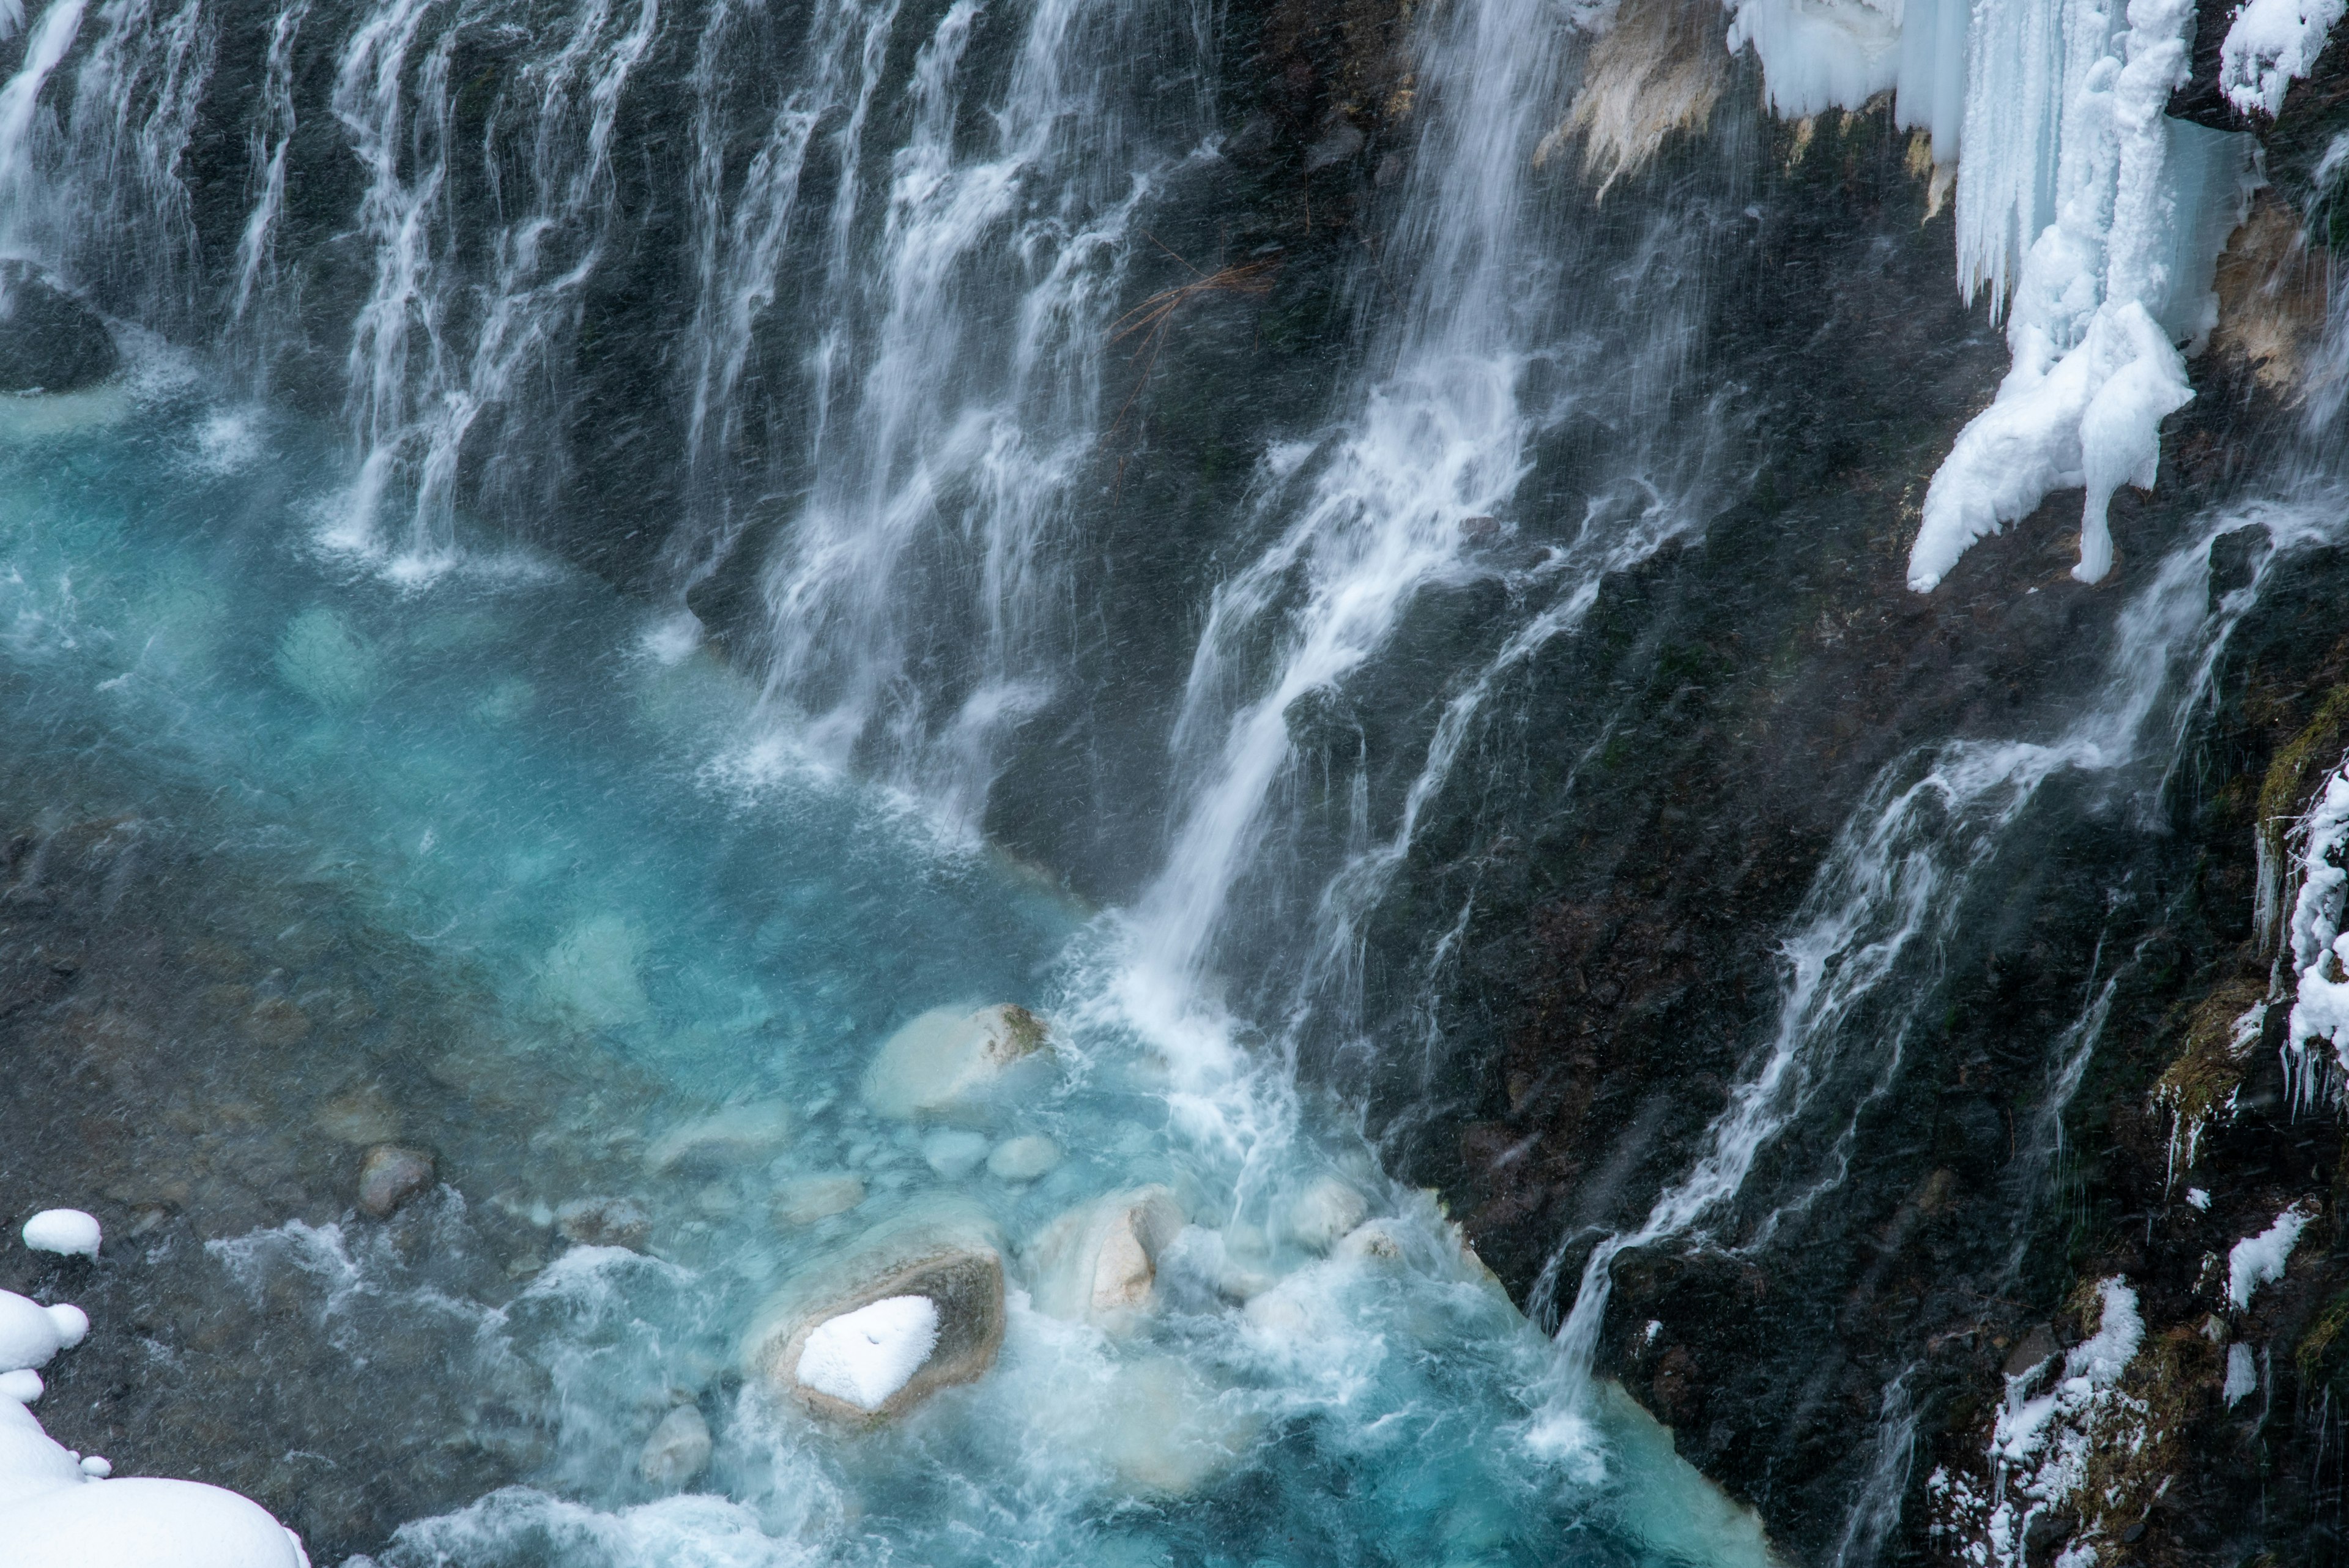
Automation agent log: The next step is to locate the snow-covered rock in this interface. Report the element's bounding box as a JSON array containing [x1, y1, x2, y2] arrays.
[[645, 1099, 795, 1175], [1, 1368, 43, 1402], [11, 1476, 312, 1568], [1025, 1186, 1186, 1332], [638, 1403, 712, 1488], [985, 1134, 1062, 1182], [2219, 0, 2347, 115], [773, 1175, 866, 1227], [21, 1209, 100, 1258], [0, 1291, 87, 1373], [739, 1196, 1006, 1420], [2228, 1200, 2315, 1310], [796, 1296, 940, 1412], [1283, 1176, 1369, 1254], [859, 1005, 1053, 1125]]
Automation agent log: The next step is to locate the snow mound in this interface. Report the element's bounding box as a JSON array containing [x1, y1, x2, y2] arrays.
[[11, 1476, 310, 1568], [795, 1295, 940, 1413], [21, 1209, 100, 1258], [0, 1291, 86, 1372]]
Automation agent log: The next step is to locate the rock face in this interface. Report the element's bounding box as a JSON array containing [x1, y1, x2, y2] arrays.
[[1026, 1186, 1185, 1331], [738, 1197, 1006, 1421], [355, 1146, 435, 1218], [0, 263, 119, 395], [859, 1005, 1052, 1124]]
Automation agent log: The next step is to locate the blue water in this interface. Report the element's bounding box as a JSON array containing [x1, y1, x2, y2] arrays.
[[1, 362, 1775, 1568]]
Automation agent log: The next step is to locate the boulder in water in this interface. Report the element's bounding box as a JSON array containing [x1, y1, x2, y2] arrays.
[[645, 1099, 793, 1175], [1091, 1356, 1256, 1495], [985, 1133, 1062, 1182], [739, 1196, 1005, 1421], [0, 262, 119, 395], [555, 1197, 651, 1250], [1283, 1176, 1368, 1253], [357, 1145, 435, 1217], [859, 1004, 1052, 1125], [1025, 1186, 1185, 1332], [773, 1174, 866, 1226], [638, 1403, 711, 1488]]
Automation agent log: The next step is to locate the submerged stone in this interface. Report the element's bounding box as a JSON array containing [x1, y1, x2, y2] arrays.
[[1283, 1176, 1369, 1254], [859, 1004, 1053, 1125], [773, 1175, 866, 1226], [1026, 1186, 1186, 1331], [739, 1196, 1005, 1421], [985, 1133, 1062, 1182], [645, 1099, 794, 1175], [0, 262, 119, 395], [1091, 1358, 1256, 1495], [637, 1404, 711, 1488], [555, 1197, 651, 1250]]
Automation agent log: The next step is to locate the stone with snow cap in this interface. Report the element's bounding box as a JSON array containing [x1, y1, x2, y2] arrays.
[[740, 1194, 1005, 1421], [21, 1209, 100, 1259], [12, 1477, 313, 1568], [860, 1004, 1053, 1125], [0, 1292, 87, 1373], [1026, 1185, 1186, 1331]]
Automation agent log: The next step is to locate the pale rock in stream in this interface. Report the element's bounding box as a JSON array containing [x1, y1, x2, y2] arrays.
[[1025, 1186, 1186, 1331], [356, 1145, 436, 1218], [860, 1004, 1053, 1124], [773, 1175, 866, 1226], [638, 1403, 712, 1488], [740, 1196, 1006, 1420], [1090, 1357, 1256, 1495], [985, 1134, 1062, 1182], [1283, 1176, 1369, 1254], [645, 1099, 795, 1175], [921, 1128, 992, 1179]]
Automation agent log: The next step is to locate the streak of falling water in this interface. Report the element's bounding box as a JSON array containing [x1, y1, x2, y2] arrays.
[[735, 0, 1212, 825]]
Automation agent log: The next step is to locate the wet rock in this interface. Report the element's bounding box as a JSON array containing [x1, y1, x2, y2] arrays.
[[738, 1196, 1005, 1421], [1332, 1219, 1408, 1268], [356, 1145, 435, 1218], [644, 1099, 793, 1175], [985, 1134, 1062, 1182], [1026, 1186, 1185, 1331], [0, 262, 119, 395], [1090, 1357, 1256, 1495], [1283, 1176, 1368, 1253], [773, 1175, 865, 1227], [637, 1403, 711, 1488], [859, 1004, 1052, 1125], [555, 1197, 650, 1250]]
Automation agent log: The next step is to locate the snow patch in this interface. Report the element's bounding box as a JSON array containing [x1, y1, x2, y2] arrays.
[[2227, 1200, 2314, 1310], [2219, 0, 2348, 115], [794, 1295, 940, 1413]]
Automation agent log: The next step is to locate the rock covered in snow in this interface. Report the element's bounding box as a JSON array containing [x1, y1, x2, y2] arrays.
[[357, 1145, 436, 1217], [21, 1209, 101, 1259], [0, 1293, 88, 1373], [1283, 1176, 1369, 1253], [985, 1134, 1061, 1182], [645, 1099, 795, 1175], [796, 1296, 940, 1412], [739, 1195, 1006, 1421], [638, 1403, 712, 1488], [1026, 1186, 1186, 1331], [11, 1476, 312, 1568], [859, 1004, 1053, 1124], [773, 1175, 866, 1227], [0, 261, 120, 395], [555, 1197, 651, 1250], [2228, 1200, 2315, 1310], [1, 1369, 43, 1402]]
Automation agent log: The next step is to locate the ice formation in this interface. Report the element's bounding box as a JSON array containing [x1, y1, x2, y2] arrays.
[[794, 1295, 941, 1413], [21, 1208, 100, 1258], [2220, 0, 2348, 114], [1723, 0, 2261, 592], [2285, 763, 2349, 1091], [2227, 1201, 2312, 1309]]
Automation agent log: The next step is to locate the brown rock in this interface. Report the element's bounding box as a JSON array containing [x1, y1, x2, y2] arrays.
[[357, 1145, 436, 1217], [556, 1196, 651, 1250]]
